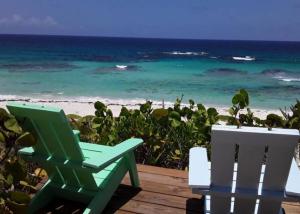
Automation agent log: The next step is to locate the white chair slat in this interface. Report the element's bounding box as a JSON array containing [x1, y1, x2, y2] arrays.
[[234, 197, 257, 214], [236, 139, 265, 190], [211, 130, 235, 188], [210, 195, 231, 213], [258, 198, 282, 214], [263, 139, 297, 192]]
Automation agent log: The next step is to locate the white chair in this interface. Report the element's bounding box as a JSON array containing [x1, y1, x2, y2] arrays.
[[189, 125, 300, 214]]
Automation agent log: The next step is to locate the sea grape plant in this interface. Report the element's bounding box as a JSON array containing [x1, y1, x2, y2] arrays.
[[68, 96, 219, 169], [0, 108, 38, 214]]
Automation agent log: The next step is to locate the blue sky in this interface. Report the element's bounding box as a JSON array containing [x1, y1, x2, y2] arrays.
[[0, 0, 300, 41]]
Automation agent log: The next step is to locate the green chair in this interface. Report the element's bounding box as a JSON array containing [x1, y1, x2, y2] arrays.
[[7, 102, 143, 214]]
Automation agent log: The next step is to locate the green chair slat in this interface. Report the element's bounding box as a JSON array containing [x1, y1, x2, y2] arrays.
[[79, 142, 113, 152]]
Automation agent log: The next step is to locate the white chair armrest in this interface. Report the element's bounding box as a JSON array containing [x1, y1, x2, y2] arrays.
[[189, 147, 210, 189], [286, 158, 300, 198]]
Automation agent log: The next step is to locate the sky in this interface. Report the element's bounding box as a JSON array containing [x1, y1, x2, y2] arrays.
[[0, 0, 300, 41]]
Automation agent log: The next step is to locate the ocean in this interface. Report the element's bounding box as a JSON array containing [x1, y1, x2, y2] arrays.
[[0, 34, 300, 109]]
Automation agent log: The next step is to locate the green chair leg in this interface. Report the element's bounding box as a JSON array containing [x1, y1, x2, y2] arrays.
[[126, 151, 140, 188], [83, 161, 129, 214], [28, 180, 54, 214]]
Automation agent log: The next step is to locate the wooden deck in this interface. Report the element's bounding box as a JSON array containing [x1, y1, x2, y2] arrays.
[[41, 164, 300, 214]]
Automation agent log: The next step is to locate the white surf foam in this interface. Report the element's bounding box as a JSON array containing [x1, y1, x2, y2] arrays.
[[0, 94, 176, 107], [115, 65, 128, 70], [279, 78, 300, 82], [164, 51, 208, 56], [232, 56, 255, 61], [271, 74, 300, 82]]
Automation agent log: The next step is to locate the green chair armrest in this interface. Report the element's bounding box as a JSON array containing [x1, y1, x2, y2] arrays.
[[82, 138, 143, 171], [73, 130, 80, 141], [18, 147, 34, 156]]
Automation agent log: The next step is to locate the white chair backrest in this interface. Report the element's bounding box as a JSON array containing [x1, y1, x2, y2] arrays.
[[210, 125, 299, 213]]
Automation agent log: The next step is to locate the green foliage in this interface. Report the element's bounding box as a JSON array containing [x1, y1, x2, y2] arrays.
[[71, 98, 219, 169], [0, 108, 38, 213], [280, 100, 300, 129], [265, 114, 284, 128], [227, 89, 251, 126]]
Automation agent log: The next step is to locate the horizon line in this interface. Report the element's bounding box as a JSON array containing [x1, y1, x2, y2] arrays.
[[0, 33, 300, 43]]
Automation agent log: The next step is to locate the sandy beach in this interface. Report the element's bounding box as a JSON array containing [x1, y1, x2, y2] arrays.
[[0, 98, 284, 119]]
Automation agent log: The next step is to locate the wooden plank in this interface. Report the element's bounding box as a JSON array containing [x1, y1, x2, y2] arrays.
[[137, 164, 188, 179], [282, 202, 300, 214], [113, 184, 202, 212], [122, 176, 196, 198], [112, 211, 135, 214], [107, 198, 199, 214], [132, 171, 187, 187]]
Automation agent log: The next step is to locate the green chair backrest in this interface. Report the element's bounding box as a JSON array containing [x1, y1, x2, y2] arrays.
[[7, 102, 98, 190]]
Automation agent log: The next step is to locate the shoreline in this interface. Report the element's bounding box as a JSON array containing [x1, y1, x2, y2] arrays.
[[0, 97, 284, 119]]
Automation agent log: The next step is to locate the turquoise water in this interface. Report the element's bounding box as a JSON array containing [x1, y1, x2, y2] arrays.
[[0, 35, 300, 109]]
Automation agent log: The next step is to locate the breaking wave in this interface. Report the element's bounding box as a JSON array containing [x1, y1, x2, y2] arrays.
[[163, 51, 208, 56], [232, 56, 255, 61], [260, 69, 300, 82]]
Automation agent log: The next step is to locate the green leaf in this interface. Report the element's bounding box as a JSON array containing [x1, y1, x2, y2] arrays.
[[95, 110, 105, 117], [218, 115, 231, 122], [5, 160, 27, 182], [4, 118, 22, 134], [228, 107, 235, 116], [0, 131, 5, 143], [232, 94, 242, 105], [19, 181, 37, 192], [15, 132, 36, 147], [6, 174, 13, 186], [0, 197, 5, 206], [132, 109, 140, 117], [140, 101, 152, 113], [10, 191, 31, 205], [66, 114, 82, 120], [207, 108, 218, 117], [0, 108, 9, 121], [7, 199, 28, 213], [169, 111, 181, 121], [92, 117, 102, 124], [106, 109, 113, 117], [152, 108, 168, 120], [120, 107, 130, 117], [239, 89, 249, 105], [171, 119, 181, 128], [197, 104, 206, 112], [175, 149, 181, 155], [265, 113, 284, 127], [94, 101, 106, 110], [189, 99, 195, 108]]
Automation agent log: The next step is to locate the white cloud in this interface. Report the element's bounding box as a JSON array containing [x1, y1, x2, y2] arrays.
[[0, 14, 58, 26]]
